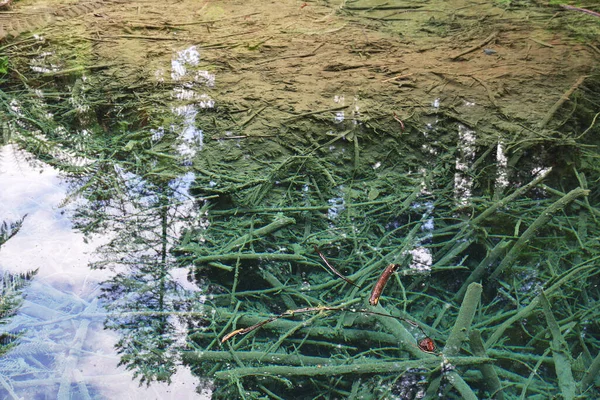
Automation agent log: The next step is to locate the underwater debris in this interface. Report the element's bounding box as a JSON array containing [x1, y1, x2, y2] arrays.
[[313, 245, 359, 288], [369, 263, 399, 306]]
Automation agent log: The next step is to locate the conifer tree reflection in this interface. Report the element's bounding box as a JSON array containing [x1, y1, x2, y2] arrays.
[[2, 68, 203, 386], [77, 169, 200, 385], [0, 217, 37, 356]]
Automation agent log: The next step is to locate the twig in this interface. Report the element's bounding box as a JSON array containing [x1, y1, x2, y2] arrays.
[[256, 43, 325, 65], [223, 216, 295, 252], [39, 63, 118, 77], [220, 303, 436, 345], [529, 37, 554, 48], [191, 252, 311, 265], [450, 32, 498, 60], [437, 168, 551, 257], [207, 199, 391, 216], [283, 105, 349, 121], [313, 246, 359, 287], [232, 106, 267, 129], [369, 264, 398, 305], [104, 34, 180, 41], [381, 73, 413, 83], [165, 12, 261, 26], [449, 373, 478, 400], [211, 134, 275, 140], [471, 76, 498, 107], [367, 304, 435, 358], [261, 270, 297, 310], [0, 375, 20, 400], [587, 43, 600, 56], [539, 75, 588, 128], [519, 346, 552, 399], [344, 4, 424, 11], [540, 184, 600, 218], [575, 111, 600, 139], [560, 4, 600, 18], [221, 303, 357, 343]]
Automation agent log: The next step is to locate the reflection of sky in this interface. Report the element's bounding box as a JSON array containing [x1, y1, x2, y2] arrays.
[[496, 140, 509, 191], [454, 124, 476, 206], [169, 171, 195, 201], [408, 201, 434, 271], [0, 145, 203, 399], [168, 45, 217, 162]]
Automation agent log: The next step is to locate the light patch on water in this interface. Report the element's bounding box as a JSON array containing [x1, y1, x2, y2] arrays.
[[171, 46, 215, 87], [422, 143, 437, 155], [495, 140, 509, 193], [176, 113, 204, 163], [418, 167, 432, 195], [28, 51, 60, 74], [422, 217, 434, 231], [155, 68, 166, 82], [333, 95, 345, 122], [168, 45, 218, 161], [173, 88, 215, 108], [171, 46, 201, 81], [409, 246, 433, 271], [69, 76, 91, 113], [454, 124, 477, 206], [151, 126, 165, 142], [352, 96, 361, 125], [327, 191, 345, 220], [406, 200, 435, 270], [0, 145, 204, 399], [332, 95, 363, 125], [169, 171, 196, 201], [169, 268, 200, 292]]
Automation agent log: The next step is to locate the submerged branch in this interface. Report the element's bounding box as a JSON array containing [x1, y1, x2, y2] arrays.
[[443, 283, 482, 356], [539, 292, 576, 400], [214, 356, 493, 380], [489, 187, 589, 281]]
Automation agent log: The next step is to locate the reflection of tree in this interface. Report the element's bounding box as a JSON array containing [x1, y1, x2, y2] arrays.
[[76, 169, 200, 385], [0, 217, 36, 356], [2, 67, 202, 385]]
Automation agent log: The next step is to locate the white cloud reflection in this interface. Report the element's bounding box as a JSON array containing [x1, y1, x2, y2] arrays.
[[0, 145, 203, 400]]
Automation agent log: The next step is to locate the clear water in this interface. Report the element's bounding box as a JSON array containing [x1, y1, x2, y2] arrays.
[[1, 1, 600, 399]]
